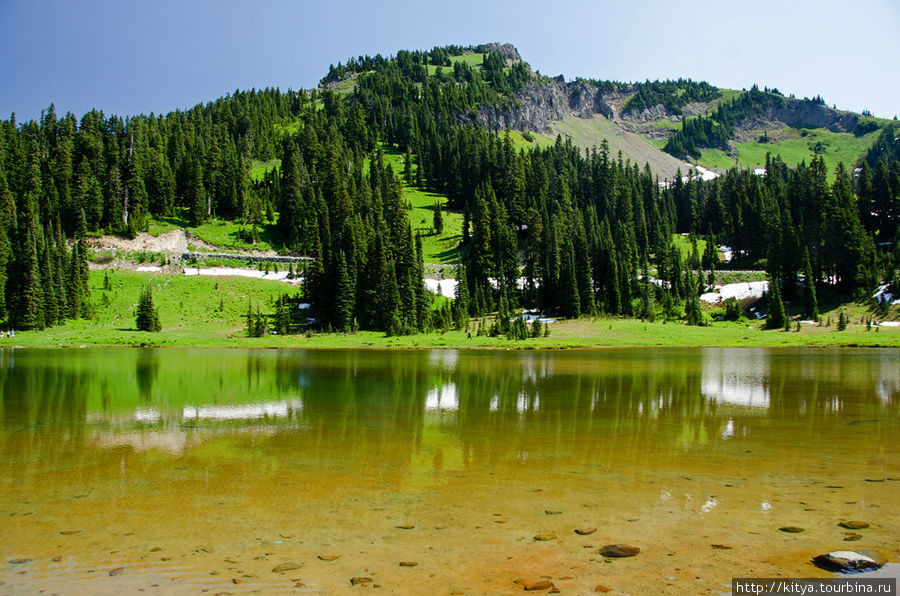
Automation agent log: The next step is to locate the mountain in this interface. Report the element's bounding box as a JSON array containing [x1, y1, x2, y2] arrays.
[[322, 43, 889, 180]]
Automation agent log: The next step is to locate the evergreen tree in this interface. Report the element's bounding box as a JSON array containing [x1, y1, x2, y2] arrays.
[[801, 248, 818, 321], [135, 284, 161, 332], [433, 200, 444, 234], [333, 251, 354, 332], [766, 277, 786, 330]]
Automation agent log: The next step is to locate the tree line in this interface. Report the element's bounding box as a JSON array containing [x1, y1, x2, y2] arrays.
[[0, 43, 897, 335]]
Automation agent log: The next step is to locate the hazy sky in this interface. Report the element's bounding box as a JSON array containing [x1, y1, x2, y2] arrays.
[[2, 0, 898, 123]]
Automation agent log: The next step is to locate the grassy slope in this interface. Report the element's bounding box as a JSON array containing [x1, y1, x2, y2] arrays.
[[377, 145, 463, 264], [527, 115, 688, 179], [10, 269, 898, 349], [734, 129, 881, 174]]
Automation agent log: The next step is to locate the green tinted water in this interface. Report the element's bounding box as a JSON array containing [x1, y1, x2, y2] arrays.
[[1, 348, 897, 594]]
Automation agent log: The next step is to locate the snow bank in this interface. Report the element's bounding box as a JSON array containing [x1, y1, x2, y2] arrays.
[[701, 280, 768, 304], [873, 283, 900, 305], [424, 278, 458, 298], [686, 164, 719, 182], [136, 266, 162, 272], [183, 267, 302, 284]]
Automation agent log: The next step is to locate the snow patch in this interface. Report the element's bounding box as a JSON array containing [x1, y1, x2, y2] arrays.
[[685, 164, 719, 181], [424, 278, 457, 299], [873, 283, 899, 305], [700, 280, 768, 304], [136, 266, 161, 272], [183, 267, 302, 284]]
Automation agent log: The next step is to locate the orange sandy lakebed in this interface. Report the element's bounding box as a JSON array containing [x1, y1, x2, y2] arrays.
[[1, 347, 898, 594]]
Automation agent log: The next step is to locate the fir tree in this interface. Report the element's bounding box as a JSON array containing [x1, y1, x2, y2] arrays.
[[766, 277, 786, 330], [433, 201, 444, 234], [135, 284, 161, 332], [333, 251, 354, 332], [801, 248, 818, 321]]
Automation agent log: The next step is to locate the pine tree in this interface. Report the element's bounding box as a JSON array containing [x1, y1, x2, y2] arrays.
[[333, 251, 354, 332], [766, 277, 786, 330], [188, 159, 207, 227], [801, 248, 818, 321], [135, 284, 161, 332], [15, 207, 45, 330], [433, 201, 444, 234]]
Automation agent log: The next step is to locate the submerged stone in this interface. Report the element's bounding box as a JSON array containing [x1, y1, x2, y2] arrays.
[[599, 544, 640, 558], [533, 533, 557, 541], [779, 526, 805, 533], [838, 521, 870, 529], [574, 528, 597, 535], [272, 562, 303, 573]]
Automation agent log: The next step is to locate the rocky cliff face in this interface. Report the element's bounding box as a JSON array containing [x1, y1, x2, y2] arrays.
[[772, 101, 858, 133], [475, 77, 617, 133], [477, 72, 862, 139]]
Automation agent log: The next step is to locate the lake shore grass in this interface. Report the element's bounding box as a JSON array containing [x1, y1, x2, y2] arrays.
[[6, 270, 899, 350]]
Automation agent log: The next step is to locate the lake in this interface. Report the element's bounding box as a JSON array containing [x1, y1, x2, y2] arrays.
[[1, 347, 897, 594]]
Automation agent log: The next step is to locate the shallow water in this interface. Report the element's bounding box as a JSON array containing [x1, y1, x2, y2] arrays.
[[0, 347, 897, 594]]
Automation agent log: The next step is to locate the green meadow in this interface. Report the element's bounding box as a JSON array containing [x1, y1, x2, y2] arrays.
[[8, 268, 898, 349]]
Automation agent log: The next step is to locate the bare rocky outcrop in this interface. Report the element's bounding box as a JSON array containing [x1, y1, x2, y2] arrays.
[[475, 42, 522, 62], [475, 77, 618, 133]]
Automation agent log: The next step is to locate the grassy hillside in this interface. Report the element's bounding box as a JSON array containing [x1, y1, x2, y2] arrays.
[[508, 115, 688, 179], [378, 145, 463, 264]]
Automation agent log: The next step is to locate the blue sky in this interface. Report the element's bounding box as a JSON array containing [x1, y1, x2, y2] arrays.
[[2, 0, 898, 122]]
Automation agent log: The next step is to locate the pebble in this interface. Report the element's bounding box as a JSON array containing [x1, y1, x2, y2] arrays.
[[60, 530, 82, 535], [843, 533, 863, 542], [595, 586, 613, 593], [533, 534, 557, 541], [710, 544, 733, 550], [575, 528, 597, 535], [599, 544, 640, 558], [271, 562, 303, 573], [9, 559, 32, 565], [350, 576, 373, 585], [150, 547, 162, 552], [838, 521, 870, 529], [317, 555, 339, 561], [395, 524, 415, 530], [864, 478, 885, 482], [545, 510, 562, 515], [779, 526, 805, 533], [109, 567, 124, 576], [524, 579, 553, 591], [399, 561, 417, 567]]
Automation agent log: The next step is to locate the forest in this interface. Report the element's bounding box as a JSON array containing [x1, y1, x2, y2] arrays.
[[1, 44, 898, 336]]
